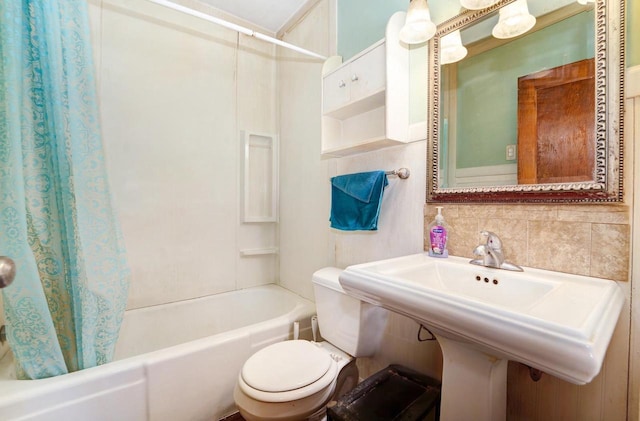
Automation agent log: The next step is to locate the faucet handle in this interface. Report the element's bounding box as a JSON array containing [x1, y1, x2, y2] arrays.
[[480, 231, 503, 250]]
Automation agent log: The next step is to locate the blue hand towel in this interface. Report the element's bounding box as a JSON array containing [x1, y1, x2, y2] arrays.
[[330, 171, 388, 231]]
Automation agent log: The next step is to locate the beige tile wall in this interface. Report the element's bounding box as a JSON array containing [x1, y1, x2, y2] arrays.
[[424, 203, 630, 282]]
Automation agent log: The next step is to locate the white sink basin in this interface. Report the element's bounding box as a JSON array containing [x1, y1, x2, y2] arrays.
[[340, 253, 624, 421]]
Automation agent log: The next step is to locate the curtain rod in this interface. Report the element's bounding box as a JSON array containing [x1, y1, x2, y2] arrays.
[[145, 0, 327, 60]]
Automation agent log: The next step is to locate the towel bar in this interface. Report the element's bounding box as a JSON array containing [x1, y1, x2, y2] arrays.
[[386, 168, 410, 179]]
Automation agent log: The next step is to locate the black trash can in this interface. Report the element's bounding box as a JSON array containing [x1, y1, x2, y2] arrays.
[[327, 364, 441, 421]]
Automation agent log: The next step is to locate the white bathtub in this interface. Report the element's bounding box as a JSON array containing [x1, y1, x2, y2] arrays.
[[0, 284, 315, 421]]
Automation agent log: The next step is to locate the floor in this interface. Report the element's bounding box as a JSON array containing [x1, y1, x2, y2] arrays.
[[219, 412, 245, 421]]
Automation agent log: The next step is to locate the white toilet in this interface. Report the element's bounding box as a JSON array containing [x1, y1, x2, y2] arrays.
[[233, 267, 388, 421]]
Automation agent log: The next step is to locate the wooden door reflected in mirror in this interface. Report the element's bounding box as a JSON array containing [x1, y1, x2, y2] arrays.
[[517, 58, 595, 185]]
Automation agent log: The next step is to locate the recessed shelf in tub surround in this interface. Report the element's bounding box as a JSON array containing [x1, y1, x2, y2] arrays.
[[239, 247, 279, 257], [240, 131, 278, 223]]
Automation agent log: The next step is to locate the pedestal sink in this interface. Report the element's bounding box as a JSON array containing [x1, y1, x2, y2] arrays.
[[339, 253, 624, 421]]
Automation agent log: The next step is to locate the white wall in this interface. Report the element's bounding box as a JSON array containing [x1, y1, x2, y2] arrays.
[[277, 0, 441, 378], [278, 0, 427, 291], [88, 0, 278, 309], [333, 143, 426, 267], [278, 0, 337, 301], [333, 142, 446, 379]]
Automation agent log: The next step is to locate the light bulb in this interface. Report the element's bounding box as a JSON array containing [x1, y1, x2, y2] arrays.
[[492, 0, 536, 39], [399, 0, 437, 44]]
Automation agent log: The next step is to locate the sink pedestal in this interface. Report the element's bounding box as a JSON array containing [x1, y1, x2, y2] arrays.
[[437, 335, 508, 421]]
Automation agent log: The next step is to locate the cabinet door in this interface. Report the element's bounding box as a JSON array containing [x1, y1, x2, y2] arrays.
[[348, 43, 386, 102], [323, 66, 351, 113]]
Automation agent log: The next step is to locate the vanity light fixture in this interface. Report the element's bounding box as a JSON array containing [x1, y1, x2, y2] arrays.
[[440, 30, 468, 64], [492, 0, 536, 39], [459, 0, 501, 10], [399, 0, 436, 44]]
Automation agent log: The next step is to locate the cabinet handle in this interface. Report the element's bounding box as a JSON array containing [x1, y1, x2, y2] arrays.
[[351, 74, 359, 82], [338, 80, 346, 88]]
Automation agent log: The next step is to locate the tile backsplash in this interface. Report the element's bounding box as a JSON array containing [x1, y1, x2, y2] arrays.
[[424, 203, 630, 282]]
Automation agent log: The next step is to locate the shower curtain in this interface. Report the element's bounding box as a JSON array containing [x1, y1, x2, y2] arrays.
[[0, 0, 130, 379]]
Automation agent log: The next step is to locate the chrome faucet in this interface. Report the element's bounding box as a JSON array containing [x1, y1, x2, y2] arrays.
[[470, 231, 523, 272]]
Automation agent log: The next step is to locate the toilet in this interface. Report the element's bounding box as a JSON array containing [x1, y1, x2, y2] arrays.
[[233, 267, 388, 421]]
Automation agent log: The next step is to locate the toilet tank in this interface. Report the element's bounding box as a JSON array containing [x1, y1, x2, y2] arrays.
[[312, 267, 388, 357]]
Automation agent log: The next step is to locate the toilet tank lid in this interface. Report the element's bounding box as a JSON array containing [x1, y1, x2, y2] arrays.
[[312, 267, 345, 292]]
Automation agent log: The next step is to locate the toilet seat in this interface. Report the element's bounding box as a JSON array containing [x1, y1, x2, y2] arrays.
[[239, 340, 339, 403]]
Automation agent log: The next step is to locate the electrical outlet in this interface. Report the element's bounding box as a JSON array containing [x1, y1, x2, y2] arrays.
[[506, 144, 516, 160]]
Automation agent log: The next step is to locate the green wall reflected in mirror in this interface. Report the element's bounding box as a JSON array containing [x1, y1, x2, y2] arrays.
[[449, 9, 594, 176]]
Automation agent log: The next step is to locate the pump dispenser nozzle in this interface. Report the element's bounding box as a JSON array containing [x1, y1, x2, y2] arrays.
[[435, 206, 444, 224]]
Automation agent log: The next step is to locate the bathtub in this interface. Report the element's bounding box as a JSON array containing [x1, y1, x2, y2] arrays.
[[0, 284, 315, 421]]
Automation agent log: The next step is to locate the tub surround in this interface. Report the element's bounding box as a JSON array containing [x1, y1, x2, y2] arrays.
[[277, 0, 337, 302], [88, 0, 279, 311]]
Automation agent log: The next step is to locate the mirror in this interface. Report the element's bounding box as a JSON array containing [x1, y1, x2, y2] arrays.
[[427, 0, 624, 203]]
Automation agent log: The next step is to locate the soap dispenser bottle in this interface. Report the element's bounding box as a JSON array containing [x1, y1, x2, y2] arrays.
[[428, 206, 448, 258]]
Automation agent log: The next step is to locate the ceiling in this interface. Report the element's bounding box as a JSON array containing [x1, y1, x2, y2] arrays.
[[197, 0, 315, 33]]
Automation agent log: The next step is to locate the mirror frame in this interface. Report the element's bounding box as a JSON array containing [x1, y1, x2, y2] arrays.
[[427, 0, 624, 203]]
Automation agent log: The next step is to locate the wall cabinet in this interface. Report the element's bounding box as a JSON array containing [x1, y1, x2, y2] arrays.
[[323, 42, 386, 118], [321, 12, 411, 157]]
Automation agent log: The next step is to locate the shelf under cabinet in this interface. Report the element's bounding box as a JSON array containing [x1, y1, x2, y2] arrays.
[[321, 105, 398, 157], [321, 136, 404, 158], [323, 89, 386, 120]]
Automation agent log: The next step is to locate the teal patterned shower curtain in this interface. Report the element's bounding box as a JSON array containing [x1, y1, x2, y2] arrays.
[[0, 0, 130, 379]]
